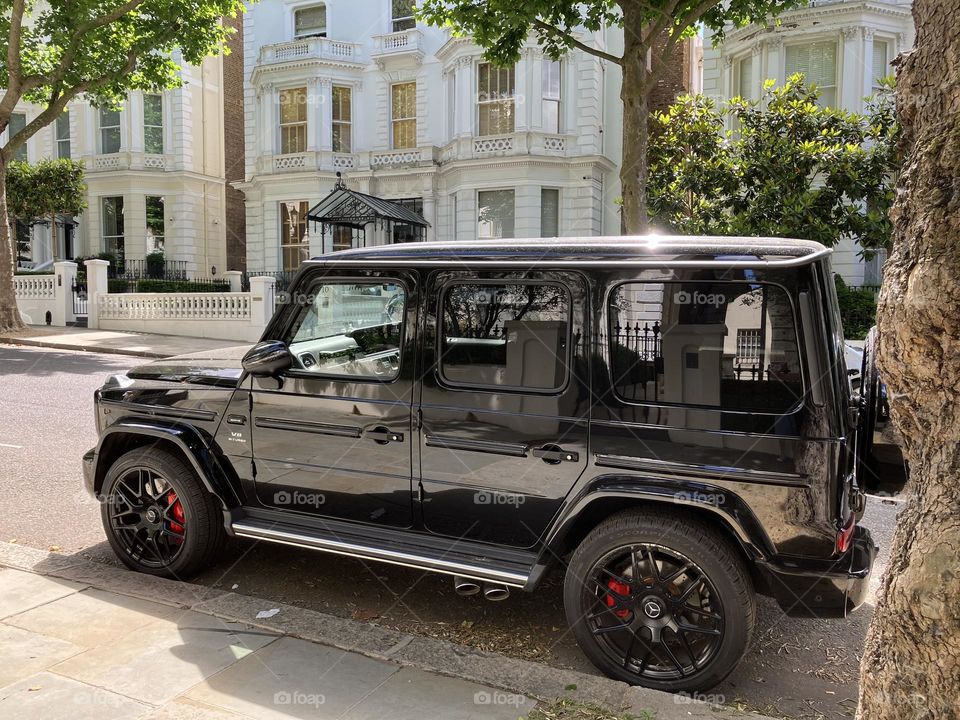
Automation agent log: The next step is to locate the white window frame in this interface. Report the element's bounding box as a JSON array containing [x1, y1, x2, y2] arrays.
[[477, 62, 516, 136], [736, 54, 754, 100], [871, 39, 891, 93], [55, 111, 71, 159], [145, 195, 165, 254], [101, 196, 125, 260], [391, 0, 416, 32], [391, 82, 417, 149], [9, 112, 28, 161], [99, 105, 122, 154], [143, 93, 164, 154], [279, 200, 311, 272], [785, 40, 838, 107], [477, 188, 515, 240], [332, 85, 352, 153], [542, 60, 561, 134], [278, 86, 308, 155], [540, 187, 560, 238], [293, 4, 327, 38]]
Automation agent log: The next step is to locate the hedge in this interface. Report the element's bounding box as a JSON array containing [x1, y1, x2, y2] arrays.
[[835, 275, 878, 340]]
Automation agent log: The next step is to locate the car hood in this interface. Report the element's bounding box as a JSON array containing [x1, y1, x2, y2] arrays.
[[125, 344, 251, 387]]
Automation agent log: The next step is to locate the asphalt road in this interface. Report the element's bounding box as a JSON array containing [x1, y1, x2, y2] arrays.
[[0, 344, 903, 720]]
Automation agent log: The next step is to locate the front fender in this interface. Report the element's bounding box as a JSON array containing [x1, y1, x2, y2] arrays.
[[86, 417, 243, 511], [539, 474, 778, 571]]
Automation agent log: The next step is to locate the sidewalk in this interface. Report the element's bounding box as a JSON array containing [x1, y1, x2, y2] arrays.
[[0, 543, 773, 720], [0, 325, 247, 358]]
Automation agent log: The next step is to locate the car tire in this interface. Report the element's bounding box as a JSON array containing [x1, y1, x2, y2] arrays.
[[100, 447, 226, 578], [564, 508, 755, 693]]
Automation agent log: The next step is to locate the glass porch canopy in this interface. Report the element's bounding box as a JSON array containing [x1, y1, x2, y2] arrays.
[[306, 174, 429, 251]]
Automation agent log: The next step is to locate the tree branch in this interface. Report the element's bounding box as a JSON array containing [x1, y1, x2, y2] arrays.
[[532, 19, 623, 65], [1, 48, 143, 163]]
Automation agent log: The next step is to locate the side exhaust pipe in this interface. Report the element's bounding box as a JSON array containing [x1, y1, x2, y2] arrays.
[[482, 583, 510, 601], [454, 576, 481, 596]]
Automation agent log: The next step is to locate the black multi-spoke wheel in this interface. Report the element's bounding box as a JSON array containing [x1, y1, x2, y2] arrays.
[[565, 509, 755, 692], [101, 448, 225, 578]]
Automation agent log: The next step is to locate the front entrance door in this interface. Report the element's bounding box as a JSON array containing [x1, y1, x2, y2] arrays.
[[418, 270, 590, 548], [249, 270, 417, 527]]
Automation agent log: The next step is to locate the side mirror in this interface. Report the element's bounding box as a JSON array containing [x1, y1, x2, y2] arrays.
[[242, 340, 293, 377]]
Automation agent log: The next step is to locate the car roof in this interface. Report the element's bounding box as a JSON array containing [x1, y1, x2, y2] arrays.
[[305, 236, 830, 269]]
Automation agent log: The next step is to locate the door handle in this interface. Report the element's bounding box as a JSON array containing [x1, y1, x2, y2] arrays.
[[533, 446, 579, 464], [365, 427, 404, 444]]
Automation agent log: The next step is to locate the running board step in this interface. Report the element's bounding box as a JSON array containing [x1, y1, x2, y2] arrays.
[[231, 516, 534, 588]]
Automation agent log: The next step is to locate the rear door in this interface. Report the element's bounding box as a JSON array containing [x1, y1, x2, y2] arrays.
[[418, 270, 590, 548]]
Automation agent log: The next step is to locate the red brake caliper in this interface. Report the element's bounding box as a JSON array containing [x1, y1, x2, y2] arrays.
[[606, 579, 632, 618], [166, 491, 185, 544]]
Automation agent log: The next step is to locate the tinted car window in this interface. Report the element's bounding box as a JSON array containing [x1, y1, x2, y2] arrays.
[[440, 282, 570, 391], [285, 281, 405, 380], [609, 282, 803, 412]]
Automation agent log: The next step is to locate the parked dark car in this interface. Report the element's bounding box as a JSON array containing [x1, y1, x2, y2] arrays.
[[83, 237, 897, 692]]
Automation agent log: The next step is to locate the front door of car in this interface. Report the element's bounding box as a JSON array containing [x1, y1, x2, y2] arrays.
[[418, 270, 590, 548], [248, 270, 417, 528]]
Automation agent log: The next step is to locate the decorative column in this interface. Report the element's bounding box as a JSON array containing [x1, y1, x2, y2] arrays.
[[766, 36, 785, 95], [530, 50, 545, 131], [455, 57, 473, 138], [318, 78, 333, 152], [307, 77, 320, 152], [256, 82, 275, 156], [84, 259, 109, 330], [862, 28, 876, 100], [53, 261, 78, 327], [841, 27, 863, 112], [750, 44, 764, 101], [514, 47, 533, 133], [128, 92, 144, 153]]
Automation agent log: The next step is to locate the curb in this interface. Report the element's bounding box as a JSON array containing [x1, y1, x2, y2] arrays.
[[0, 542, 774, 720], [0, 334, 170, 358]]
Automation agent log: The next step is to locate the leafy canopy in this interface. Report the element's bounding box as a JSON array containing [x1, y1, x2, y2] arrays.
[[0, 0, 245, 152], [647, 75, 898, 250], [418, 0, 801, 67], [6, 158, 87, 222]]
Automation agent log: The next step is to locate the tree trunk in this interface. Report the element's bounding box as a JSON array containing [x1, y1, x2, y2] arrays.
[[0, 158, 25, 334], [857, 0, 960, 717], [619, 13, 650, 235]]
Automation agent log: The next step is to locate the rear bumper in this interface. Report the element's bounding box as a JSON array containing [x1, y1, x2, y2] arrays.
[[760, 526, 877, 618]]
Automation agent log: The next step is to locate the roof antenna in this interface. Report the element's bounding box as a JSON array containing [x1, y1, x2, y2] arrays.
[[334, 171, 345, 190]]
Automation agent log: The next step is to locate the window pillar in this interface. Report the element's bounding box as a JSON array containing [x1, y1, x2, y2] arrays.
[[307, 77, 320, 152], [257, 82, 275, 155], [455, 57, 473, 138], [515, 50, 530, 132], [531, 53, 545, 131], [841, 27, 864, 112], [129, 92, 144, 153], [319, 78, 333, 152], [862, 28, 876, 100]]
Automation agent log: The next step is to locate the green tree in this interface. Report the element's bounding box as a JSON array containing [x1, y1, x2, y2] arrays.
[[6, 159, 87, 262], [0, 0, 245, 333], [647, 75, 898, 251], [418, 0, 802, 235]]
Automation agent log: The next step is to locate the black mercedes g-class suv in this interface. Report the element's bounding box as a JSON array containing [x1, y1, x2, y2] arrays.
[[84, 237, 892, 692]]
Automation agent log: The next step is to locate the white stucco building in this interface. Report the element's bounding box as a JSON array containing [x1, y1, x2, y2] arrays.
[[6, 53, 228, 276], [702, 0, 914, 285], [238, 0, 626, 273]]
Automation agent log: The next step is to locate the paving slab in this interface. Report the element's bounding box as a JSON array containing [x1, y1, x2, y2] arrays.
[[186, 635, 400, 720], [140, 697, 254, 720], [5, 587, 182, 648], [0, 671, 149, 719], [347, 665, 539, 720], [0, 542, 88, 574], [0, 624, 84, 689], [51, 611, 279, 705], [49, 558, 227, 609], [0, 567, 86, 619]]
